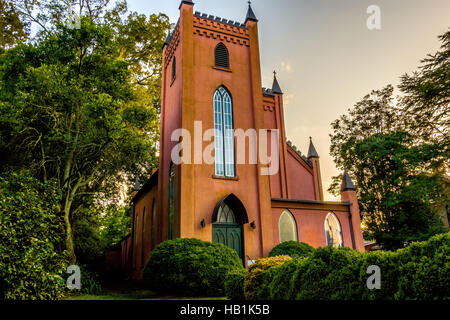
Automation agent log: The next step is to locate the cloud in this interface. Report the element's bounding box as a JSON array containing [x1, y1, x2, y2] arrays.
[[281, 61, 292, 72], [284, 93, 294, 106]]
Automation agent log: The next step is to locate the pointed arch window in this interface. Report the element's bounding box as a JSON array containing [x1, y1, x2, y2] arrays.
[[171, 57, 176, 81], [278, 210, 298, 243], [216, 203, 237, 223], [151, 199, 157, 249], [214, 86, 235, 177], [141, 207, 146, 265], [325, 212, 343, 248], [135, 214, 139, 246], [215, 43, 229, 69], [168, 163, 175, 240]]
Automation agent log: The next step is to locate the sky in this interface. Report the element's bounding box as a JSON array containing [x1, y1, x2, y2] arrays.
[[127, 0, 450, 200]]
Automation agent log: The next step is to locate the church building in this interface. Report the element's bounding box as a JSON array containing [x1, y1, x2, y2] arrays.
[[117, 1, 364, 279]]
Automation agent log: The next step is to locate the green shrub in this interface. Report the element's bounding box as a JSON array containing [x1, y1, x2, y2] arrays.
[[224, 269, 247, 300], [358, 250, 400, 300], [269, 241, 314, 258], [265, 233, 450, 300], [395, 232, 450, 300], [244, 255, 292, 300], [258, 264, 284, 300], [288, 246, 363, 300], [143, 238, 243, 297], [267, 257, 306, 300], [0, 171, 67, 300], [79, 265, 102, 295]]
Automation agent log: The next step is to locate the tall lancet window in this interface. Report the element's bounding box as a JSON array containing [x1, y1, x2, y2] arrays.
[[168, 163, 175, 240], [214, 86, 235, 177]]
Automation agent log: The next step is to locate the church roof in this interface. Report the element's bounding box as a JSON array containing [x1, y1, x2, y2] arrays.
[[131, 170, 159, 203], [307, 138, 319, 158], [341, 171, 356, 191], [287, 140, 313, 168], [262, 87, 275, 96], [245, 3, 258, 23]]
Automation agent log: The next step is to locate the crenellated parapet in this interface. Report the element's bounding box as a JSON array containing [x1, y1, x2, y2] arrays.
[[164, 20, 181, 68], [193, 12, 250, 47]]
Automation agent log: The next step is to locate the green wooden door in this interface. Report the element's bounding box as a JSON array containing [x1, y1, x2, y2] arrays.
[[212, 224, 243, 260]]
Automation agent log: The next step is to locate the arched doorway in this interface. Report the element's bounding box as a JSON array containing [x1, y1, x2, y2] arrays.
[[212, 194, 248, 261]]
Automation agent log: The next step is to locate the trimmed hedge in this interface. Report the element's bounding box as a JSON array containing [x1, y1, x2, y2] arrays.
[[395, 232, 450, 300], [267, 257, 307, 300], [269, 241, 314, 258], [224, 269, 248, 300], [358, 250, 400, 300], [291, 246, 363, 300], [244, 255, 292, 300], [143, 238, 244, 297], [264, 232, 450, 300]]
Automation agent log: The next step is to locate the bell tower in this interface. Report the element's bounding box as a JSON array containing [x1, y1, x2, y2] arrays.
[[158, 0, 275, 259]]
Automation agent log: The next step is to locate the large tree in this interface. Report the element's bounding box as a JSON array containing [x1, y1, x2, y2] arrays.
[[329, 31, 449, 250], [0, 0, 28, 48], [0, 8, 169, 263]]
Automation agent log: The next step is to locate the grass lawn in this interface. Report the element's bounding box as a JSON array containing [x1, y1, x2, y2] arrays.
[[64, 282, 228, 300]]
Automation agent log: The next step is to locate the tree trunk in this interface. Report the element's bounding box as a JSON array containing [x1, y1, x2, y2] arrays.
[[64, 208, 77, 264]]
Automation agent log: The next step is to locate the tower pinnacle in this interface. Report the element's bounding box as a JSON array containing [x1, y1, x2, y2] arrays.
[[307, 137, 319, 158], [245, 1, 258, 23], [272, 71, 283, 94]]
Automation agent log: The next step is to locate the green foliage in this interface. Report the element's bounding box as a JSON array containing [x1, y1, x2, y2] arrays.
[[395, 232, 450, 300], [269, 241, 314, 258], [329, 30, 449, 249], [78, 265, 102, 295], [244, 255, 292, 300], [0, 13, 167, 263], [143, 238, 244, 297], [224, 269, 247, 300], [291, 247, 363, 300], [358, 250, 401, 300], [267, 258, 306, 300], [263, 233, 450, 300], [399, 30, 450, 146], [0, 0, 28, 48], [0, 171, 67, 300], [74, 214, 106, 272], [100, 205, 131, 248]]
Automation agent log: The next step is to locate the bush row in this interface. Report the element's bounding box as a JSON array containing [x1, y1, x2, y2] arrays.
[[265, 233, 450, 300], [143, 234, 449, 300]]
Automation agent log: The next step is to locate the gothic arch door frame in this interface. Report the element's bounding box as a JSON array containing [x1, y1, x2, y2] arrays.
[[212, 194, 248, 264]]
